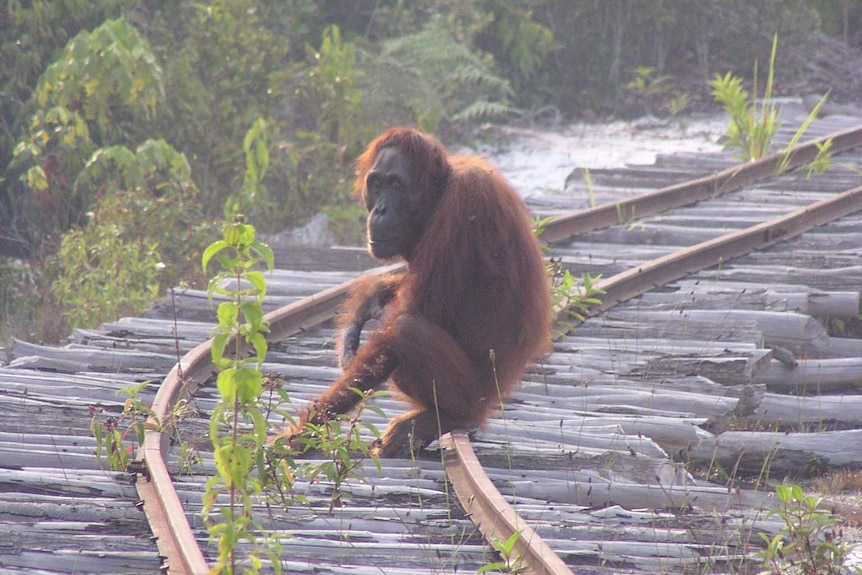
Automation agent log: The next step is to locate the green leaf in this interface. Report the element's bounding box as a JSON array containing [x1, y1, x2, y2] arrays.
[[217, 301, 239, 327], [202, 240, 230, 272], [477, 562, 508, 574], [250, 240, 274, 271], [779, 483, 803, 503], [26, 166, 49, 191], [222, 221, 254, 252], [249, 408, 267, 446], [247, 332, 268, 363], [209, 406, 225, 450], [210, 333, 231, 368], [238, 223, 256, 247], [214, 444, 252, 488], [234, 367, 262, 403], [216, 368, 238, 402], [495, 530, 522, 556], [215, 367, 262, 404], [245, 271, 267, 298]]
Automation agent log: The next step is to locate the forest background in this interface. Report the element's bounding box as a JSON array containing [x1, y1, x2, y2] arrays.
[[1, 0, 860, 344]]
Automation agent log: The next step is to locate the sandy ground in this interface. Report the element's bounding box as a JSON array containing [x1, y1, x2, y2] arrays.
[[470, 113, 728, 197]]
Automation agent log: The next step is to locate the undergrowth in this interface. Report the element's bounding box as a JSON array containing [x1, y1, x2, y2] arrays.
[[710, 34, 832, 173], [759, 483, 859, 575], [90, 380, 157, 472], [535, 216, 606, 336]]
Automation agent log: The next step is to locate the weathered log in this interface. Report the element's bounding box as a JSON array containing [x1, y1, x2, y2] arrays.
[[684, 262, 862, 293], [825, 336, 862, 358], [609, 309, 831, 355], [688, 429, 862, 476], [577, 315, 764, 345], [0, 445, 101, 470], [9, 339, 176, 373], [2, 549, 159, 575], [754, 392, 862, 427], [759, 357, 862, 393], [511, 474, 770, 513], [635, 349, 773, 385], [482, 418, 671, 458], [0, 468, 138, 498], [637, 281, 859, 319], [516, 383, 738, 420]]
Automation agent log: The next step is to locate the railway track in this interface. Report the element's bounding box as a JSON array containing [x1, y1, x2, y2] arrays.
[[133, 120, 862, 574]]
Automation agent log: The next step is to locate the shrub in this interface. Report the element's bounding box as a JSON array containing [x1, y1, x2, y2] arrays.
[[50, 140, 216, 330]]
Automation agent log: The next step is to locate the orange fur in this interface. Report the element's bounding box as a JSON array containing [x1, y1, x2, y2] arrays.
[[278, 128, 551, 457]]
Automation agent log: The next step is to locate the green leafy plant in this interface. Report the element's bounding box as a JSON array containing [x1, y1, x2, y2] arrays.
[[33, 18, 165, 143], [0, 1, 126, 175], [49, 139, 214, 330], [626, 66, 672, 98], [709, 36, 780, 161], [710, 34, 832, 173], [90, 381, 157, 472], [534, 217, 605, 334], [758, 483, 858, 575], [623, 58, 688, 117], [11, 18, 165, 236], [550, 262, 605, 329], [174, 0, 290, 215], [224, 117, 270, 221], [52, 221, 162, 329], [299, 25, 365, 145], [668, 92, 692, 116], [11, 104, 97, 234], [369, 19, 515, 131], [478, 3, 553, 93], [270, 25, 372, 229], [201, 216, 280, 575], [803, 139, 834, 178], [288, 390, 385, 511], [199, 216, 383, 572], [477, 530, 526, 574], [90, 379, 199, 473]]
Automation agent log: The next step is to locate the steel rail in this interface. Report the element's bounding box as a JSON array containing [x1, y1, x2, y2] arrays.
[[134, 263, 402, 574], [441, 431, 576, 575], [133, 125, 862, 574], [588, 184, 862, 318], [439, 186, 862, 575]]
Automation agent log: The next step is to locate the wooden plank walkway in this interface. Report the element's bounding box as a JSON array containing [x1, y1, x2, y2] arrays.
[[2, 109, 862, 573]]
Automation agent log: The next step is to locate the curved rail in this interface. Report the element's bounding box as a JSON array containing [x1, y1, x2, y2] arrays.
[[133, 125, 862, 575], [439, 185, 862, 575], [134, 263, 403, 574], [441, 431, 575, 575]]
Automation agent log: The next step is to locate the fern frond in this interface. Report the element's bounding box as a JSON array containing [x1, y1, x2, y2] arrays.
[[452, 101, 516, 123], [361, 18, 514, 129]]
